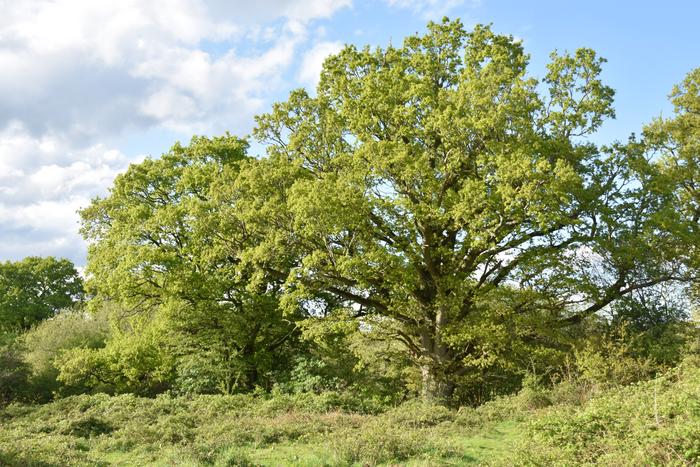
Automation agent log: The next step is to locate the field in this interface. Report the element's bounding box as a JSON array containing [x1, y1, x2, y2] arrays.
[[2, 361, 698, 466]]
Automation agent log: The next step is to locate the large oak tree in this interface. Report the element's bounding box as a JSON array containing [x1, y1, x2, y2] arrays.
[[79, 20, 700, 402], [232, 19, 700, 401]]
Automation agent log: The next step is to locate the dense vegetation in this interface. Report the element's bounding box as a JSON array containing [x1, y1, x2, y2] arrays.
[[1, 18, 700, 465], [1, 357, 699, 465]]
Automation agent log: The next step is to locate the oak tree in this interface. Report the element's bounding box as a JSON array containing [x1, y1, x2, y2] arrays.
[[80, 135, 300, 393], [234, 19, 700, 401]]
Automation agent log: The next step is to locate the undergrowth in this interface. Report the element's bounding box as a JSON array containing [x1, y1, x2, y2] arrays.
[[1, 361, 698, 466]]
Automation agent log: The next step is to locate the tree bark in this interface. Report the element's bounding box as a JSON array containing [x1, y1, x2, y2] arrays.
[[418, 310, 456, 404], [420, 363, 455, 403]]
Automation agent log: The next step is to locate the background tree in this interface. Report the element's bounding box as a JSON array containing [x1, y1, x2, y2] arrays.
[[0, 331, 30, 404], [235, 19, 700, 402], [0, 257, 83, 331]]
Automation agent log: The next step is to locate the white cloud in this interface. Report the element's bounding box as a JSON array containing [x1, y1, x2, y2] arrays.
[[0, 0, 352, 264], [0, 123, 138, 263], [298, 41, 344, 87], [0, 0, 340, 140], [0, 198, 90, 262]]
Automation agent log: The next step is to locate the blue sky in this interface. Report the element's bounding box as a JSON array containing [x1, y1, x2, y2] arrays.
[[1, 0, 698, 266]]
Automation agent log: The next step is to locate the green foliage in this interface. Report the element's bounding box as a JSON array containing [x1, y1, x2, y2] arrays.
[[21, 308, 110, 400], [328, 420, 424, 465], [79, 135, 305, 395], [3, 19, 700, 467], [517, 361, 700, 465], [56, 312, 174, 396], [546, 314, 699, 398], [0, 257, 83, 331], [66, 23, 700, 405], [0, 391, 514, 466], [236, 18, 700, 402], [2, 363, 700, 466], [573, 327, 659, 389], [644, 68, 700, 232], [0, 308, 110, 405], [63, 416, 114, 437], [282, 309, 415, 403], [0, 333, 30, 405]]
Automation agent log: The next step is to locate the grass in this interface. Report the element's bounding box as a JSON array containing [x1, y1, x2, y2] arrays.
[[0, 393, 525, 466], [1, 361, 699, 466]]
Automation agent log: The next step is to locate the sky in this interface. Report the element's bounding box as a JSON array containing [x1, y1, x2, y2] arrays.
[[1, 0, 699, 266]]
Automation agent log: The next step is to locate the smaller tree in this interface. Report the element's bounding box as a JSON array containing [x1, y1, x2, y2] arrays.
[[80, 135, 303, 394], [0, 257, 84, 331]]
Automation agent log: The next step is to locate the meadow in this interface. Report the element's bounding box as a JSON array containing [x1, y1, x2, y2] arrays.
[[2, 358, 698, 466]]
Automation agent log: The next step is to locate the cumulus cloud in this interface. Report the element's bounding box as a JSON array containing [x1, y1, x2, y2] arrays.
[[0, 0, 352, 264], [0, 0, 350, 140], [0, 123, 138, 262]]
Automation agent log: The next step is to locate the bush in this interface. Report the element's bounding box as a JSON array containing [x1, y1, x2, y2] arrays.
[[515, 373, 553, 410], [56, 316, 174, 396], [574, 339, 657, 389], [22, 308, 110, 400], [515, 363, 700, 465], [63, 416, 114, 437], [173, 351, 232, 395], [0, 333, 31, 405], [213, 447, 255, 467], [328, 420, 423, 465], [383, 400, 455, 428]]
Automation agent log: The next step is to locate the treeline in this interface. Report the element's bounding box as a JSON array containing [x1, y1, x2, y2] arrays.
[[2, 255, 697, 408], [2, 19, 700, 407]]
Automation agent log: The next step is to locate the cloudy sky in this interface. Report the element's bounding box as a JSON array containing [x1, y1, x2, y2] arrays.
[[1, 0, 698, 266]]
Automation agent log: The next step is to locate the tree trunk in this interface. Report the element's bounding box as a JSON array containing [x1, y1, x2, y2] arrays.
[[417, 304, 456, 404], [421, 363, 455, 403], [418, 326, 456, 403]]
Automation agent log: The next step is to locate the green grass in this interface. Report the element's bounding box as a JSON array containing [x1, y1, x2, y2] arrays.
[[451, 420, 524, 463], [0, 394, 524, 466], [2, 361, 699, 466]]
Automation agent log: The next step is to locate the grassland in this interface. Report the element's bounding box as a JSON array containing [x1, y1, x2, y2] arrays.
[[1, 361, 699, 466]]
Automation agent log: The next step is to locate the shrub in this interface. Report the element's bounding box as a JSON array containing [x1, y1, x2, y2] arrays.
[[214, 447, 255, 467], [574, 339, 657, 389], [21, 308, 110, 400], [63, 416, 114, 437], [56, 318, 174, 396], [0, 334, 31, 405], [383, 400, 454, 428], [515, 373, 552, 410], [328, 420, 423, 465], [515, 364, 700, 465]]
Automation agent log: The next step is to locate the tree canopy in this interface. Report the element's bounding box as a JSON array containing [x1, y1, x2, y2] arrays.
[[80, 135, 302, 394], [75, 19, 700, 403], [232, 19, 700, 400]]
